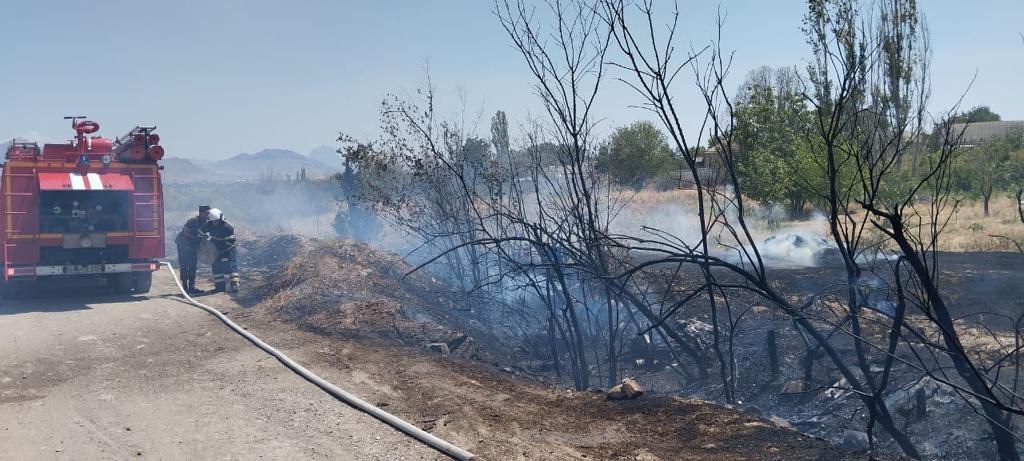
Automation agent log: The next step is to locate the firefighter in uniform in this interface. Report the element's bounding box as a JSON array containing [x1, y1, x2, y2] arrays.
[[203, 208, 239, 293], [174, 205, 210, 294]]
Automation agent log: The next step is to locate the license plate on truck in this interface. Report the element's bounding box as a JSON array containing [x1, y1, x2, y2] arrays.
[[33, 263, 134, 276], [65, 264, 104, 274]]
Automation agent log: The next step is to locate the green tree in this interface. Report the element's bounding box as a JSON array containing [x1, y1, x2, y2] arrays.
[[597, 120, 674, 189], [732, 66, 816, 218], [490, 110, 510, 162], [959, 138, 1015, 216], [513, 141, 561, 170], [950, 105, 1001, 124], [333, 147, 382, 242]]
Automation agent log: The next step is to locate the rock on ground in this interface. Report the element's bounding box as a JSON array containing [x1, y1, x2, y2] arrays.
[[608, 378, 645, 401]]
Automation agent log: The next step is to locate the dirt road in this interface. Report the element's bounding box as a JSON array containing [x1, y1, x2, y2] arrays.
[[0, 271, 440, 460]]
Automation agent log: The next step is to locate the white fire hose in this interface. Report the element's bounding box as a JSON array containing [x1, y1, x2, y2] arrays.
[[160, 261, 477, 460]]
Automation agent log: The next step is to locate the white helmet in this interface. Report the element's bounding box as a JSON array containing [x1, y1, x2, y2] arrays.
[[208, 208, 223, 221]]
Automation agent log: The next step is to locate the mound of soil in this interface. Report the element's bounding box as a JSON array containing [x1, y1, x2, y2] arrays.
[[242, 237, 491, 361], [239, 233, 308, 273]]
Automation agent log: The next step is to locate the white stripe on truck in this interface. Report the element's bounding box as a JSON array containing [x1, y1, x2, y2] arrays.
[[69, 173, 86, 190], [86, 173, 103, 190]]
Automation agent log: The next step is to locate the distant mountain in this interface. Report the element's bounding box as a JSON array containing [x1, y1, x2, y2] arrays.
[[308, 145, 342, 169], [228, 148, 306, 161], [211, 148, 337, 180], [161, 148, 343, 183]]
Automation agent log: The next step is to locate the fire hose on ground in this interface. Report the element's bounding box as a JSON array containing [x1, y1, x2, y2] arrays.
[[160, 261, 477, 461]]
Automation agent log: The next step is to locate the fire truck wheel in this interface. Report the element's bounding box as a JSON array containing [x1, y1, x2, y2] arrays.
[[134, 272, 153, 294], [112, 273, 134, 294]]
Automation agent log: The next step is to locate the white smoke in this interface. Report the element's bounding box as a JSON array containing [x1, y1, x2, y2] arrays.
[[611, 198, 834, 268], [756, 214, 831, 268]]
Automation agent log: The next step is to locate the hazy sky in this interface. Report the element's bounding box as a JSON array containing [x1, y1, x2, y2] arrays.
[[1, 1, 1021, 160]]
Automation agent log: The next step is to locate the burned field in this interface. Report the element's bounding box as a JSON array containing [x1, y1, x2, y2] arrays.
[[223, 234, 878, 460], [627, 249, 1024, 460], [159, 193, 1024, 460], [217, 230, 1024, 460], [785, 250, 1024, 328]]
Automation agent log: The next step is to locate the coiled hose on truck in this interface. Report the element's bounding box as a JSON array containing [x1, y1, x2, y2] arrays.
[[160, 261, 477, 461]]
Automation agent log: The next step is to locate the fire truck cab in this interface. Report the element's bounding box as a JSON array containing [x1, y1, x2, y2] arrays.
[[0, 117, 165, 297]]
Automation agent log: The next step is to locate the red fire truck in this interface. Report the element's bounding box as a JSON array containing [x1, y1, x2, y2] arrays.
[[0, 117, 165, 297]]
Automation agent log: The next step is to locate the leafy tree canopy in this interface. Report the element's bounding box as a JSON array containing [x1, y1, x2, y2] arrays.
[[950, 105, 1001, 124], [597, 120, 675, 189], [732, 66, 818, 216]]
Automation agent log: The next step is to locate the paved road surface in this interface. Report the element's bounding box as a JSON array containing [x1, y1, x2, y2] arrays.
[[0, 271, 437, 460]]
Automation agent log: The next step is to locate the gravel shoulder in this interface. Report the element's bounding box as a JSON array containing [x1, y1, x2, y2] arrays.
[[0, 271, 439, 460]]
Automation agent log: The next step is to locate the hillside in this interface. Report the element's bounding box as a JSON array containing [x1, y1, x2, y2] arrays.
[[213, 149, 336, 180], [161, 148, 339, 183]]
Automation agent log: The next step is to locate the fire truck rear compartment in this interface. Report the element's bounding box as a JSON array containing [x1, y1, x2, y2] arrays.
[[33, 191, 148, 289], [39, 190, 131, 234]]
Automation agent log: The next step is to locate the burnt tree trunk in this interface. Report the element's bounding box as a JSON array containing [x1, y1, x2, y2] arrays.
[[888, 218, 1019, 460]]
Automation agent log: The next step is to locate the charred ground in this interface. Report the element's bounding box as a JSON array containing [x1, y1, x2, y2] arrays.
[[219, 234, 875, 460]]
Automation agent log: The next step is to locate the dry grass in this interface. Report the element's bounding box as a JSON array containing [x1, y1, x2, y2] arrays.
[[625, 188, 700, 210], [940, 196, 1024, 252], [619, 188, 1024, 253]]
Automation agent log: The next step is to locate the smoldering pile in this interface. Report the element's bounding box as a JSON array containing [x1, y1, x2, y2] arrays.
[[240, 234, 495, 361], [613, 200, 837, 269], [759, 232, 831, 268]]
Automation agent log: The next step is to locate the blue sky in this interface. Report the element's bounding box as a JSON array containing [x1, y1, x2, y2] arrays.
[[1, 1, 1021, 160]]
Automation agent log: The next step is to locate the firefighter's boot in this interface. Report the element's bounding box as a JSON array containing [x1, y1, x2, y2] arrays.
[[227, 273, 240, 293], [182, 267, 199, 294]]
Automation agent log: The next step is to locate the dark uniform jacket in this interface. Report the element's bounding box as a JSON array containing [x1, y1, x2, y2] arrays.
[[175, 216, 207, 247], [204, 221, 235, 254], [203, 220, 238, 285], [203, 220, 237, 263]]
